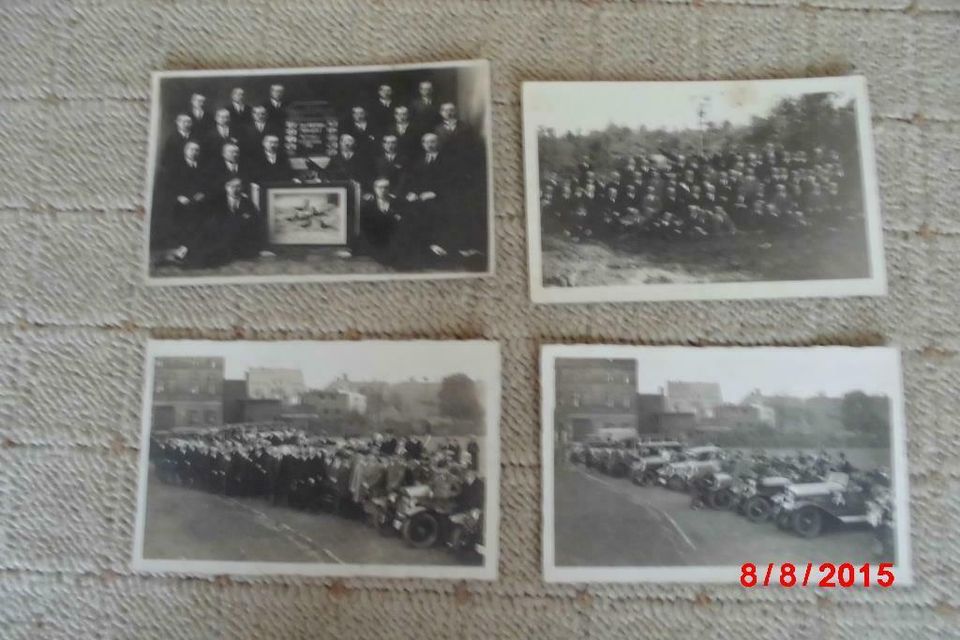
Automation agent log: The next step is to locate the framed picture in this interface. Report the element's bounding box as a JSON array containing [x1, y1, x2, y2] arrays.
[[264, 183, 359, 246]]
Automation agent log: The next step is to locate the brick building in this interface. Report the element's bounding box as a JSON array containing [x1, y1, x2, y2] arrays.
[[555, 358, 638, 442], [152, 357, 225, 429]]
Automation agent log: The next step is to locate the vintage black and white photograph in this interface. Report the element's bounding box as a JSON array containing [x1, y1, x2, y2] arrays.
[[145, 60, 493, 285], [541, 345, 910, 583], [132, 340, 500, 580], [524, 77, 886, 303]]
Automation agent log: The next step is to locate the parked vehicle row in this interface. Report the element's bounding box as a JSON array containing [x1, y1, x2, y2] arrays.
[[569, 440, 894, 556]]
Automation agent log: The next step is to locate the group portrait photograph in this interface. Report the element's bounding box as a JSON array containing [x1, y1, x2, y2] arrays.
[[524, 76, 886, 304], [132, 340, 501, 580], [145, 60, 493, 285]]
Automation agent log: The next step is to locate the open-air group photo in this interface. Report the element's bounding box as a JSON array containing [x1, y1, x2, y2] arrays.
[[524, 76, 886, 303], [133, 340, 501, 580], [540, 345, 910, 583], [145, 60, 492, 285]]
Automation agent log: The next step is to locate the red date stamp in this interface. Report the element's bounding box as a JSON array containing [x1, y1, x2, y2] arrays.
[[740, 563, 895, 588]]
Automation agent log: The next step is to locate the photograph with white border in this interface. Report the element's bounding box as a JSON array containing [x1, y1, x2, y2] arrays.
[[524, 77, 886, 303], [145, 60, 493, 285], [541, 344, 911, 584], [133, 339, 500, 580]]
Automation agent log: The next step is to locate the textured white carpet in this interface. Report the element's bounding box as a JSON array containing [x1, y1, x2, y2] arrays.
[[1, 0, 959, 637]]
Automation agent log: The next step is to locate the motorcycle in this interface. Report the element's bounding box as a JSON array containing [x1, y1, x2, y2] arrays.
[[448, 508, 484, 562], [392, 484, 453, 549], [363, 490, 400, 536], [867, 487, 894, 562]]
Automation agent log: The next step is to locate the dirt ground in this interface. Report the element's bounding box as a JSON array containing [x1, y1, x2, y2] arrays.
[[542, 214, 871, 288]]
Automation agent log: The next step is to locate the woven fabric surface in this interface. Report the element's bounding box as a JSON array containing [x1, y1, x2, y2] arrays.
[[1, 0, 959, 638]]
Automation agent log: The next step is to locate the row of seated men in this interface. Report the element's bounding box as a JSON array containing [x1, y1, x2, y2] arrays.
[[153, 80, 487, 270]]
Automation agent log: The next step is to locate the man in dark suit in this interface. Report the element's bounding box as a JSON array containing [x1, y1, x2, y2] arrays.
[[358, 177, 403, 266], [372, 134, 406, 189], [402, 133, 449, 202], [204, 109, 240, 163], [433, 102, 473, 153], [331, 134, 371, 186], [401, 132, 454, 259], [410, 80, 440, 132], [244, 105, 280, 152], [208, 142, 249, 194], [370, 84, 395, 132], [433, 102, 480, 181], [228, 87, 251, 125], [388, 105, 420, 161], [155, 140, 206, 250], [166, 140, 208, 209], [192, 177, 265, 267], [188, 93, 213, 136], [265, 84, 287, 126], [161, 114, 195, 172], [253, 135, 292, 184], [343, 106, 379, 154]]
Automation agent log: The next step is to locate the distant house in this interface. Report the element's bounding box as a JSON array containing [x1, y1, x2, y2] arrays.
[[246, 368, 306, 404], [664, 381, 723, 419], [301, 389, 368, 418]]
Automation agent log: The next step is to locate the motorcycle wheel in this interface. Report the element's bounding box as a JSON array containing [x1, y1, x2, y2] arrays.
[[402, 512, 441, 549], [791, 507, 823, 538], [744, 496, 772, 523], [709, 489, 734, 510], [775, 511, 792, 530], [667, 476, 686, 492]]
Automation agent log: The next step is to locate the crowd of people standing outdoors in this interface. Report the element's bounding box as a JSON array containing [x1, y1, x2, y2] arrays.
[[150, 426, 484, 535], [539, 141, 860, 244]]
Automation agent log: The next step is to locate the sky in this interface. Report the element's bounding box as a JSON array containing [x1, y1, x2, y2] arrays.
[[525, 79, 859, 135], [150, 340, 498, 389], [617, 347, 899, 404]]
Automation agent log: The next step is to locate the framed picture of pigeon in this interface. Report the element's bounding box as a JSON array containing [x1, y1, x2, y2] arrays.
[[263, 183, 359, 247]]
